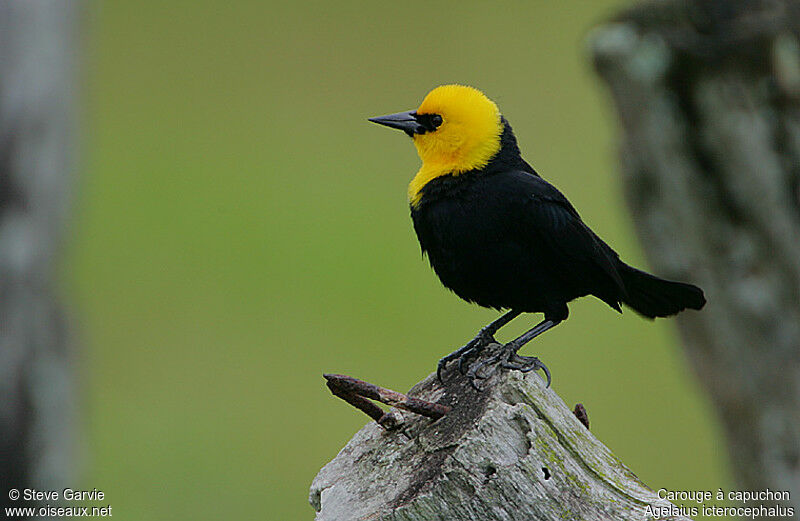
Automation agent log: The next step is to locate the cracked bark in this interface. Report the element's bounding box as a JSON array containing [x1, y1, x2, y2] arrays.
[[589, 0, 800, 516], [310, 348, 693, 521], [0, 0, 77, 514]]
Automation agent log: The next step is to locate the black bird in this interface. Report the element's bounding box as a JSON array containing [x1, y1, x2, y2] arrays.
[[369, 85, 705, 389]]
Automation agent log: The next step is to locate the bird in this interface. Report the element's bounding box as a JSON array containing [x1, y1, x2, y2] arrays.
[[369, 84, 706, 390]]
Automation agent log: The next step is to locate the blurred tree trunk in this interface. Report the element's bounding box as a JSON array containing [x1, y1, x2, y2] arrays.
[[0, 0, 77, 513], [591, 0, 800, 516]]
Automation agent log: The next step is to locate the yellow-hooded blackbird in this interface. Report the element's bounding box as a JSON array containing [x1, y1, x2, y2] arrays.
[[369, 85, 705, 389]]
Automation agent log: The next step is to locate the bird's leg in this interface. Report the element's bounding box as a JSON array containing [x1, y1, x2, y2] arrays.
[[467, 318, 561, 390], [457, 310, 524, 375], [436, 310, 521, 382]]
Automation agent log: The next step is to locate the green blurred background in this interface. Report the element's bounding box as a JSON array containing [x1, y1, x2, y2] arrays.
[[65, 1, 730, 519]]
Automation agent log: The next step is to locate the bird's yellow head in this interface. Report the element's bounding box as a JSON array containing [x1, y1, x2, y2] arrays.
[[369, 85, 503, 206]]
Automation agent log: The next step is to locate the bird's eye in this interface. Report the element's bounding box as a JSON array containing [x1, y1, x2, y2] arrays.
[[412, 113, 443, 134]]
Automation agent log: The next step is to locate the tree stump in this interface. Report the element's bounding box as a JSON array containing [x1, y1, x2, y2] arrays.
[[310, 347, 692, 521]]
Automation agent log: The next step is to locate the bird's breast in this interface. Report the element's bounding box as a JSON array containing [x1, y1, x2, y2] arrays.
[[409, 175, 538, 309]]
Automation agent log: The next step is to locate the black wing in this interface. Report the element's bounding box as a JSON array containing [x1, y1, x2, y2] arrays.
[[499, 170, 626, 308]]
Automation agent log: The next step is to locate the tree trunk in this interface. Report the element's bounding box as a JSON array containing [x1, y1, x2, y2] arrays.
[[590, 0, 800, 516], [310, 350, 693, 521], [0, 0, 77, 514]]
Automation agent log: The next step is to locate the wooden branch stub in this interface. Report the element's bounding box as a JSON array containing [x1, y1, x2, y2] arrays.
[[574, 403, 590, 430], [324, 374, 450, 430], [311, 359, 691, 521], [325, 377, 403, 431]]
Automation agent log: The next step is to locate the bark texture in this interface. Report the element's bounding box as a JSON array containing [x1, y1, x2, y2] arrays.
[[311, 352, 692, 521], [590, 0, 800, 515], [0, 0, 77, 513]]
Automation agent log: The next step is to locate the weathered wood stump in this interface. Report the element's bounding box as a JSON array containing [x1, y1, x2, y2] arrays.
[[311, 345, 692, 521]]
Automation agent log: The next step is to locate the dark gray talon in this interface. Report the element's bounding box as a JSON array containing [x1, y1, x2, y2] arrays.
[[465, 361, 485, 383], [436, 358, 449, 382], [500, 354, 551, 386], [457, 347, 478, 375], [502, 353, 537, 370], [437, 332, 497, 382], [539, 361, 552, 388], [464, 345, 552, 391], [465, 352, 503, 390], [437, 342, 477, 382]]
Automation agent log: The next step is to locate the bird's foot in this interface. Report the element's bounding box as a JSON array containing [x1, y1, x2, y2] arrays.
[[436, 330, 497, 382], [501, 354, 551, 387], [466, 344, 551, 391]]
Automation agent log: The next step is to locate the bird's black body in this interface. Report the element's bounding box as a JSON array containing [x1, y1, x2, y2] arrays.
[[410, 119, 705, 322], [370, 85, 705, 388]]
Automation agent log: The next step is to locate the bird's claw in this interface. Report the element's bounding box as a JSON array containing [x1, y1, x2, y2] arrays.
[[466, 352, 502, 390], [465, 346, 552, 391], [436, 358, 449, 382], [457, 346, 479, 375], [500, 353, 551, 388], [436, 332, 496, 382]]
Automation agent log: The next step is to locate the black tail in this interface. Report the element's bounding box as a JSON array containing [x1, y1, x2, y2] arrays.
[[618, 263, 706, 319]]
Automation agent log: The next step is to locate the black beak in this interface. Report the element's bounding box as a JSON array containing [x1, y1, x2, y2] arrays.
[[368, 110, 423, 136]]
